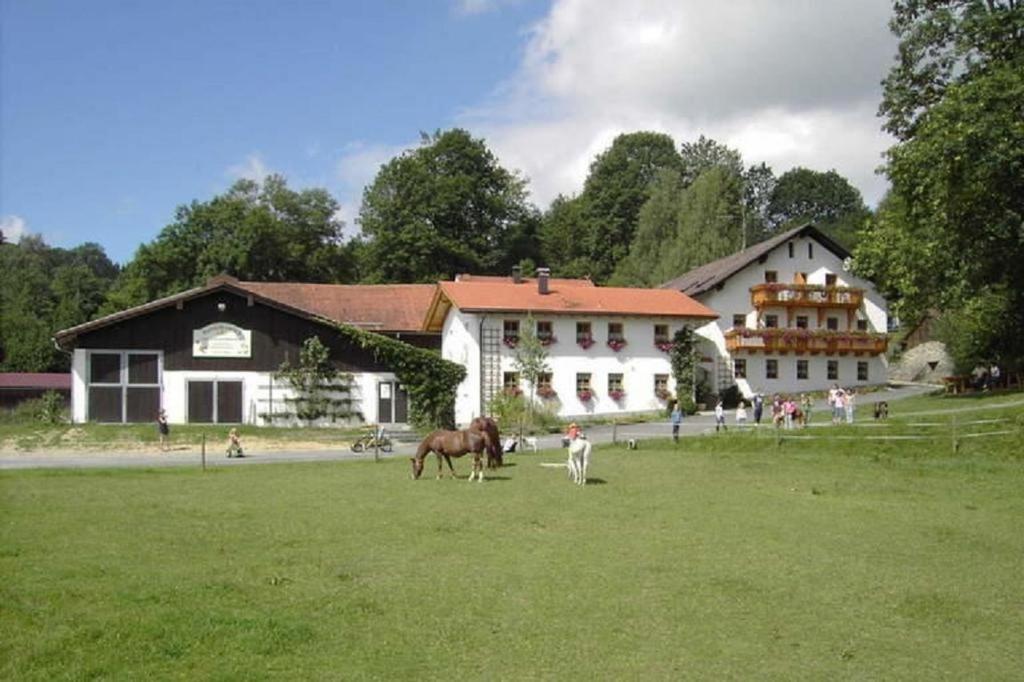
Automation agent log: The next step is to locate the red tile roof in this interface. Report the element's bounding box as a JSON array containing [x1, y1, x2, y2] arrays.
[[424, 279, 717, 330], [237, 281, 437, 332], [0, 373, 71, 390]]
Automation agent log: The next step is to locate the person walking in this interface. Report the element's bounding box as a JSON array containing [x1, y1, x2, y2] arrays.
[[156, 409, 170, 451], [671, 404, 683, 443], [714, 400, 727, 432], [752, 393, 764, 425]]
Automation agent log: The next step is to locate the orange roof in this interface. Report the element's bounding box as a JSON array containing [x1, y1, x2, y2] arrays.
[[423, 279, 718, 331], [238, 281, 436, 332]]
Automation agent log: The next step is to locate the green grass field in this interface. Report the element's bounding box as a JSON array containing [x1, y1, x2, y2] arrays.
[[2, 394, 1023, 680]]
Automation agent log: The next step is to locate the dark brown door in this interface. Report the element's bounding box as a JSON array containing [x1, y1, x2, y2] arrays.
[[217, 381, 243, 423], [377, 382, 393, 424], [394, 384, 409, 423], [188, 382, 214, 423]]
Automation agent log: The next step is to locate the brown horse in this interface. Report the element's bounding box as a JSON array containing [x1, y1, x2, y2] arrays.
[[469, 416, 503, 469], [411, 429, 488, 481]]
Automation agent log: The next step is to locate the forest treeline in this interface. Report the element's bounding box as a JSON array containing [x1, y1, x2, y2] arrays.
[[2, 1, 1021, 376], [0, 130, 868, 373]]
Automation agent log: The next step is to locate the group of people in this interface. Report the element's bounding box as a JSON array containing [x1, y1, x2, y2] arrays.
[[827, 384, 857, 425]]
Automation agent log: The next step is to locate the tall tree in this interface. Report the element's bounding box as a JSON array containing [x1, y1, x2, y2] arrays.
[[105, 176, 354, 311], [766, 167, 869, 248], [609, 168, 686, 286], [538, 194, 591, 278], [664, 166, 745, 276], [741, 162, 777, 247], [859, 0, 1024, 372], [358, 129, 539, 283], [0, 236, 119, 371], [679, 135, 744, 187], [575, 131, 682, 282]]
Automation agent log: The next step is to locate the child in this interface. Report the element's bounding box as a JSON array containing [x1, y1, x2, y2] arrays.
[[671, 405, 683, 443], [800, 393, 813, 426], [736, 400, 748, 427], [714, 400, 727, 432], [157, 409, 169, 451], [783, 397, 797, 430], [226, 428, 244, 458]]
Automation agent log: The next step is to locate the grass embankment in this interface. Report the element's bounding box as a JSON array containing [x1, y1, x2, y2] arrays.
[[2, 395, 1022, 679]]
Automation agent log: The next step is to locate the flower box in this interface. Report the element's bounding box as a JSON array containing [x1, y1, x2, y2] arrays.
[[539, 335, 557, 346], [502, 336, 519, 349], [607, 338, 627, 352], [655, 388, 672, 401], [608, 389, 626, 402], [537, 386, 558, 399], [577, 335, 595, 349], [576, 389, 593, 402], [655, 340, 674, 353]]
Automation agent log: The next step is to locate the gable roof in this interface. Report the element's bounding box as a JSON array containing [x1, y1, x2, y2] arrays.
[[53, 275, 435, 349], [423, 277, 718, 331], [660, 223, 851, 297], [237, 281, 436, 332]]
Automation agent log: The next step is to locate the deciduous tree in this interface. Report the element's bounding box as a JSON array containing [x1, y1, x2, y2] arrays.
[[358, 129, 539, 283]]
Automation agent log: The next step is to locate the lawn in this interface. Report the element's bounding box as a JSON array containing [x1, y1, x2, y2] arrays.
[[2, 399, 1023, 680]]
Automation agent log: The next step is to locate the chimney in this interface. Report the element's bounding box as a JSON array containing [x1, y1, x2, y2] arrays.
[[537, 267, 550, 295], [512, 265, 522, 284]]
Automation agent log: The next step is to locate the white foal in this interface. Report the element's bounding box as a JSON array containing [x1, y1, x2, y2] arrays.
[[566, 437, 592, 485]]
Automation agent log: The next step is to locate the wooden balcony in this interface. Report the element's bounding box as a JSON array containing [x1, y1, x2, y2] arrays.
[[751, 284, 864, 309], [724, 328, 888, 356]]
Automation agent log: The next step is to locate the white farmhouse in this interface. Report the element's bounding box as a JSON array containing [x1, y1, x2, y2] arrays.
[[661, 224, 889, 398], [422, 268, 718, 424]]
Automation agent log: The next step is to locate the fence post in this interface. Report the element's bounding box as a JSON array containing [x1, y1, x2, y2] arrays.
[[201, 433, 206, 471], [952, 416, 959, 453], [374, 427, 380, 463]]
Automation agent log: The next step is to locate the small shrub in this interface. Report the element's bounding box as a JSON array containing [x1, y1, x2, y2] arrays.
[[1, 391, 68, 425]]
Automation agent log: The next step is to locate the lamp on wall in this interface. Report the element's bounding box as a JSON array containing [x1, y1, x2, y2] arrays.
[[217, 302, 227, 313]]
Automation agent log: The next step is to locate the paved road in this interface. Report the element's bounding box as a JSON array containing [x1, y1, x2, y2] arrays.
[[0, 383, 938, 471]]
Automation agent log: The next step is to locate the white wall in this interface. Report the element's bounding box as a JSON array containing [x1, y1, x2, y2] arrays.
[[693, 233, 889, 398], [446, 310, 703, 424], [69, 346, 398, 426]]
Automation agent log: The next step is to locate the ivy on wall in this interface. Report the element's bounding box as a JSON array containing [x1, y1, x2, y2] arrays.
[[327, 321, 466, 429], [669, 326, 698, 414]]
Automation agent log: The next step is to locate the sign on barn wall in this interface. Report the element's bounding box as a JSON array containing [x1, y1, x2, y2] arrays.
[[193, 323, 252, 358]]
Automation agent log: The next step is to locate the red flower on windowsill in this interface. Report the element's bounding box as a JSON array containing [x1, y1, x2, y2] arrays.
[[577, 389, 593, 402], [607, 338, 627, 352], [608, 389, 626, 402], [502, 336, 519, 349], [539, 335, 557, 346], [655, 388, 672, 401], [655, 340, 674, 352], [577, 335, 595, 349], [537, 386, 558, 399]]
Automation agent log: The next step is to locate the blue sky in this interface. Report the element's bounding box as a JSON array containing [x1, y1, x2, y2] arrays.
[[1, 0, 897, 265]]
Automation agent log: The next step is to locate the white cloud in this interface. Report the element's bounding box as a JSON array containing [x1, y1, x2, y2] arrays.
[[226, 153, 272, 182], [461, 0, 897, 206], [1, 214, 29, 242]]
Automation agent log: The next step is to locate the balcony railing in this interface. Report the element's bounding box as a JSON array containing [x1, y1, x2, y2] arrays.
[[724, 328, 888, 356], [751, 283, 864, 309]]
